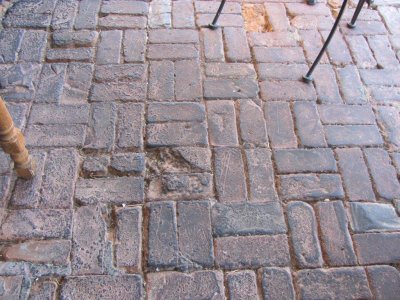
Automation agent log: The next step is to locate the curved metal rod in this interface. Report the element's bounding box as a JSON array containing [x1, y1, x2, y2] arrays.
[[208, 0, 227, 29]]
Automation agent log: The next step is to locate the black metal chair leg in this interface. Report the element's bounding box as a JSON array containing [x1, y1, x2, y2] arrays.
[[303, 0, 348, 83], [208, 0, 227, 29], [347, 0, 367, 28]]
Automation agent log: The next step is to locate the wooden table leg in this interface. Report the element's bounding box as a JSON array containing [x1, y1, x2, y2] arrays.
[[0, 96, 35, 179]]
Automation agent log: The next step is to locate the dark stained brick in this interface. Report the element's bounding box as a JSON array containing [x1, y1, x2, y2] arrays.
[[354, 232, 400, 264], [117, 103, 144, 149], [175, 60, 202, 101], [62, 62, 94, 103], [260, 81, 317, 101], [262, 268, 295, 300], [227, 271, 259, 300], [318, 105, 375, 125], [215, 235, 290, 269], [279, 174, 344, 201], [123, 30, 147, 63], [147, 44, 199, 60], [148, 60, 174, 101], [74, 0, 101, 29], [223, 27, 251, 62], [316, 201, 357, 266], [337, 65, 368, 104], [325, 125, 383, 147], [367, 265, 400, 300], [239, 100, 268, 147], [201, 28, 224, 62], [204, 78, 259, 99], [206, 101, 238, 146], [212, 202, 286, 237]]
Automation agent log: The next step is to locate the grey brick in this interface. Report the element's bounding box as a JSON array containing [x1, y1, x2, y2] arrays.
[[337, 65, 368, 104], [175, 60, 202, 101], [99, 15, 147, 29], [319, 105, 375, 125], [19, 30, 47, 62], [206, 63, 256, 78], [148, 103, 205, 123], [227, 271, 259, 300], [0, 31, 23, 62], [62, 63, 94, 103], [325, 125, 384, 147], [260, 81, 317, 101], [207, 101, 238, 146], [35, 64, 66, 104], [254, 47, 305, 63], [52, 30, 98, 48], [149, 29, 199, 44], [51, 0, 78, 30], [223, 27, 251, 62], [117, 103, 144, 149], [204, 78, 259, 99], [147, 44, 198, 60], [74, 0, 101, 29], [123, 30, 147, 63], [96, 30, 122, 65], [148, 60, 174, 101], [46, 48, 95, 63], [313, 65, 342, 104], [201, 28, 224, 62], [376, 106, 400, 149], [262, 268, 295, 300], [26, 124, 86, 147], [239, 100, 268, 147], [354, 232, 400, 264], [101, 0, 148, 15], [29, 104, 89, 124], [367, 265, 400, 300], [172, 0, 195, 28], [111, 153, 145, 174]]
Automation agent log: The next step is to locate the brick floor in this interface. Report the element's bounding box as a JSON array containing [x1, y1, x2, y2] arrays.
[[0, 0, 400, 298]]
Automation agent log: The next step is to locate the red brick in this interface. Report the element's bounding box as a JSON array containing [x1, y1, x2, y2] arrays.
[[260, 81, 316, 101], [340, 20, 387, 35], [249, 32, 297, 47], [346, 35, 376, 68], [325, 125, 383, 147], [172, 0, 195, 29], [117, 103, 144, 149], [175, 60, 202, 101], [262, 268, 295, 300], [257, 63, 308, 81], [321, 31, 353, 66], [0, 276, 23, 298], [318, 104, 375, 125], [313, 65, 342, 103], [195, 1, 241, 14], [300, 29, 329, 64], [286, 3, 331, 15], [204, 78, 259, 99], [254, 47, 305, 63], [239, 99, 268, 146], [206, 63, 256, 78], [227, 271, 259, 300], [147, 44, 199, 60], [265, 3, 290, 31], [291, 15, 333, 30], [96, 30, 122, 64], [376, 106, 400, 150], [223, 27, 251, 62], [354, 232, 400, 264], [28, 280, 57, 299], [98, 15, 147, 29], [201, 28, 224, 62], [368, 35, 399, 69], [337, 65, 367, 104], [123, 30, 147, 63]]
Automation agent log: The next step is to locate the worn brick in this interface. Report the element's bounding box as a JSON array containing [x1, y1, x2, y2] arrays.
[[75, 177, 144, 205], [52, 30, 98, 48], [30, 104, 89, 124], [291, 15, 334, 30], [265, 3, 290, 31], [201, 28, 224, 62], [47, 48, 94, 63], [175, 60, 202, 101], [149, 29, 198, 44], [82, 156, 110, 176], [174, 147, 212, 171], [51, 0, 78, 30], [364, 148, 400, 200], [0, 276, 23, 298], [325, 125, 383, 147], [35, 63, 66, 103], [215, 235, 290, 269], [316, 201, 357, 266], [147, 202, 178, 269], [212, 202, 286, 237], [71, 205, 106, 275], [321, 31, 353, 66], [293, 102, 327, 147], [96, 30, 122, 65], [0, 209, 72, 240], [19, 30, 47, 63], [288, 201, 323, 268], [367, 265, 400, 300], [0, 175, 10, 206], [115, 207, 142, 269], [40, 149, 79, 209], [74, 0, 101, 30], [62, 62, 94, 103], [101, 0, 148, 15], [26, 124, 86, 147], [376, 106, 400, 150], [257, 63, 308, 81], [123, 30, 147, 63], [286, 3, 330, 15], [6, 102, 29, 129], [319, 104, 375, 125], [177, 201, 214, 269], [264, 102, 297, 148], [300, 29, 329, 65], [279, 174, 344, 201], [148, 102, 205, 123], [206, 63, 256, 78], [354, 232, 400, 264], [147, 271, 224, 300], [204, 78, 259, 99], [172, 0, 195, 28], [249, 32, 297, 47], [346, 35, 377, 68], [111, 153, 145, 174], [223, 27, 251, 62], [99, 15, 147, 29], [147, 44, 198, 60], [260, 81, 317, 101], [360, 68, 400, 86], [262, 268, 295, 300], [227, 271, 259, 300], [313, 65, 342, 103], [214, 147, 247, 202], [336, 148, 375, 201], [61, 275, 143, 299], [245, 148, 279, 202], [196, 14, 243, 28], [239, 100, 268, 147], [148, 0, 171, 28], [368, 35, 399, 69], [369, 86, 400, 104], [195, 1, 241, 14], [3, 240, 71, 265], [207, 101, 238, 146], [378, 6, 400, 34], [254, 47, 305, 63], [296, 268, 372, 299], [148, 60, 174, 101], [28, 281, 57, 300]]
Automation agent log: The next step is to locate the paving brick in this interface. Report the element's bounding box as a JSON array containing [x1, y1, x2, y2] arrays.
[[148, 60, 174, 101], [201, 28, 224, 62], [239, 100, 268, 147], [147, 271, 224, 300], [279, 174, 344, 201], [172, 0, 195, 28], [82, 155, 109, 176], [212, 202, 286, 237], [296, 268, 372, 299], [300, 29, 329, 65], [376, 106, 400, 150], [96, 30, 122, 65], [367, 265, 400, 300], [206, 101, 238, 146], [196, 14, 244, 28], [52, 30, 98, 48], [148, 0, 172, 29], [35, 63, 66, 103], [223, 27, 251, 62], [147, 44, 199, 60], [340, 20, 387, 35], [75, 177, 144, 205], [110, 153, 145, 174], [321, 31, 353, 66], [264, 102, 297, 148], [84, 103, 117, 151], [368, 35, 399, 69], [360, 69, 400, 86], [204, 78, 259, 99], [19, 30, 47, 63], [336, 148, 375, 201], [214, 147, 247, 202], [378, 6, 400, 35], [316, 201, 357, 266], [343, 7, 381, 22], [147, 202, 179, 269], [123, 30, 147, 63], [61, 275, 143, 299], [175, 60, 202, 101], [249, 32, 297, 47], [26, 124, 86, 147], [319, 104, 375, 125], [149, 29, 199, 44], [364, 148, 400, 200], [254, 47, 305, 63], [46, 48, 95, 63], [71, 205, 106, 275], [99, 15, 147, 29], [30, 104, 89, 124], [101, 0, 148, 15], [0, 276, 23, 298], [92, 78, 147, 103], [286, 3, 330, 15], [369, 86, 400, 104], [354, 232, 400, 264], [148, 102, 205, 123], [174, 147, 212, 171], [325, 125, 383, 147], [62, 62, 94, 103], [6, 102, 29, 129], [115, 207, 142, 269], [293, 102, 327, 147], [262, 268, 295, 300], [265, 3, 290, 32], [74, 0, 101, 30], [288, 201, 323, 268], [0, 176, 10, 206], [313, 65, 342, 103], [260, 81, 317, 101], [257, 63, 308, 81], [227, 271, 259, 300], [0, 209, 72, 240], [3, 240, 71, 265], [51, 0, 78, 30], [291, 15, 333, 30], [346, 35, 377, 68], [195, 1, 241, 14], [336, 67, 367, 104], [215, 235, 290, 269], [206, 63, 256, 78], [177, 201, 214, 269], [393, 152, 400, 174], [350, 202, 400, 233], [28, 281, 57, 300]]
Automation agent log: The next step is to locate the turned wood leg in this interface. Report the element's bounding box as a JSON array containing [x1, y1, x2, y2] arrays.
[[0, 96, 35, 179]]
